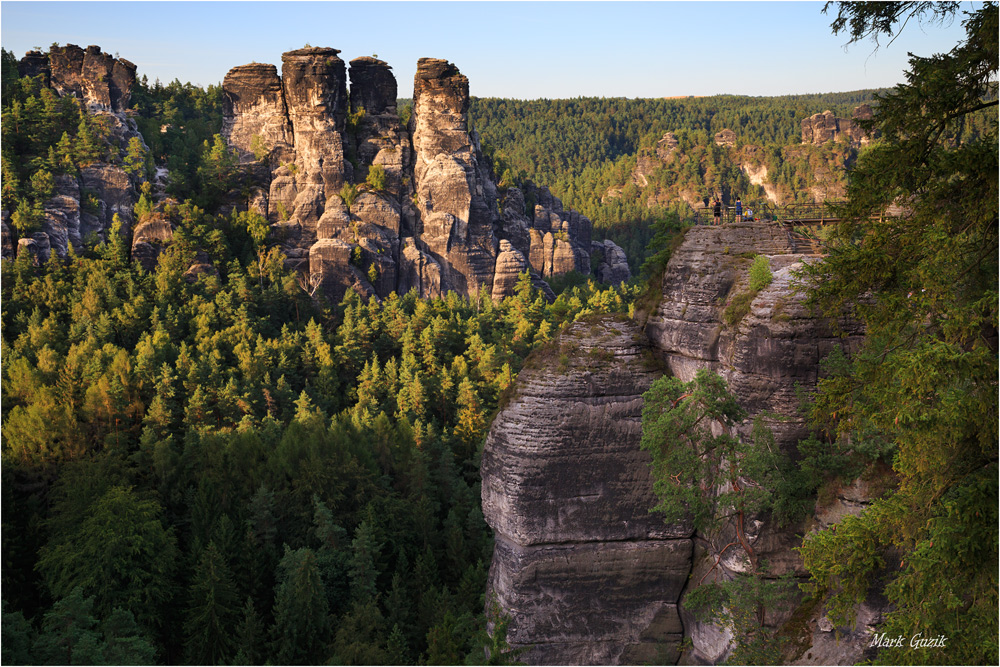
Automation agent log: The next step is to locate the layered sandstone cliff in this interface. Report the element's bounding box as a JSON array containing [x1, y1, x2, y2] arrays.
[[483, 223, 869, 665], [24, 44, 138, 113], [482, 317, 690, 665]]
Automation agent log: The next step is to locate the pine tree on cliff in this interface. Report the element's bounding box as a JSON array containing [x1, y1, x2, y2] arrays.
[[801, 3, 998, 664]]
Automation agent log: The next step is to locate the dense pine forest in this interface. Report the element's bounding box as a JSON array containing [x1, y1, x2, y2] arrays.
[[470, 89, 995, 273], [2, 1, 997, 663]]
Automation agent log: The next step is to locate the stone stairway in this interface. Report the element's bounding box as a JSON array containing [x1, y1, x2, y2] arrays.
[[783, 223, 825, 255]]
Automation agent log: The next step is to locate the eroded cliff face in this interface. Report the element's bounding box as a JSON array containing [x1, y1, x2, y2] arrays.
[[221, 50, 622, 303], [482, 317, 690, 665], [483, 223, 869, 665], [11, 46, 146, 264], [34, 44, 138, 113]]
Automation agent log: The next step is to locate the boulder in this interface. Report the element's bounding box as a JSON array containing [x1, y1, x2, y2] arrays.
[[17, 232, 51, 265], [184, 251, 218, 283]]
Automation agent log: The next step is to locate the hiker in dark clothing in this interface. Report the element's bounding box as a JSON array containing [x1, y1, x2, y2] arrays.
[[735, 197, 743, 223], [713, 199, 722, 225]]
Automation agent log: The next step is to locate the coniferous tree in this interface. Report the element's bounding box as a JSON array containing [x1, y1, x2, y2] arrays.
[[271, 546, 330, 665], [183, 541, 239, 665], [799, 4, 998, 664]]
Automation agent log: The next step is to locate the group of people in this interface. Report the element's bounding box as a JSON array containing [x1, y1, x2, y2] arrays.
[[703, 196, 753, 225]]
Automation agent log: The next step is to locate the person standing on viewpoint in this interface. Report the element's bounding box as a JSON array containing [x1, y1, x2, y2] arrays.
[[735, 197, 743, 223], [713, 198, 722, 225]]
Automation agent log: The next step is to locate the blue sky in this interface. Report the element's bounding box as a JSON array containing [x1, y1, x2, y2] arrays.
[[1, 1, 976, 98]]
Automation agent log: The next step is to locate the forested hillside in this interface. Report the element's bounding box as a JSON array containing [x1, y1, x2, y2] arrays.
[[2, 5, 996, 662], [470, 90, 995, 272], [1, 48, 639, 664]]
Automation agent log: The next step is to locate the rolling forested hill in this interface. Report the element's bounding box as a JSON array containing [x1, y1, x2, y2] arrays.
[[470, 91, 880, 271]]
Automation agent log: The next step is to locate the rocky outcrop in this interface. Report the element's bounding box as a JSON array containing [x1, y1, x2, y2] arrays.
[[714, 128, 737, 147], [80, 164, 136, 238], [17, 232, 52, 265], [45, 44, 136, 112], [591, 239, 631, 285], [217, 50, 620, 302], [6, 45, 148, 261], [411, 57, 500, 297], [483, 317, 690, 665], [349, 57, 411, 204], [490, 240, 530, 301], [220, 63, 293, 165], [801, 105, 872, 147], [484, 223, 870, 664], [16, 50, 50, 83], [645, 223, 862, 445], [1, 219, 15, 260], [271, 47, 352, 238], [633, 132, 679, 187], [131, 211, 175, 271]]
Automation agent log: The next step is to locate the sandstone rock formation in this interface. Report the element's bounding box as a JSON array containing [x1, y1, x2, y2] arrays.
[[801, 104, 872, 147], [645, 223, 862, 446], [633, 132, 680, 188], [591, 239, 631, 285], [221, 50, 607, 303], [483, 317, 690, 665], [1, 219, 15, 260], [16, 50, 50, 84], [131, 210, 175, 271], [7, 47, 147, 261], [714, 128, 737, 146], [220, 63, 293, 165], [411, 57, 499, 296], [43, 44, 137, 112], [485, 223, 869, 665]]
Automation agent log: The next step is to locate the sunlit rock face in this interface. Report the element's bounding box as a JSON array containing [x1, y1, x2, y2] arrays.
[[45, 44, 137, 112], [218, 49, 621, 303]]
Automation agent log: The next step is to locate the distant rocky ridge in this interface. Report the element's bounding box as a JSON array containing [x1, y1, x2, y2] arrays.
[[221, 49, 628, 302], [4, 45, 147, 264], [800, 104, 872, 146], [610, 103, 874, 213], [5, 45, 630, 300]]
